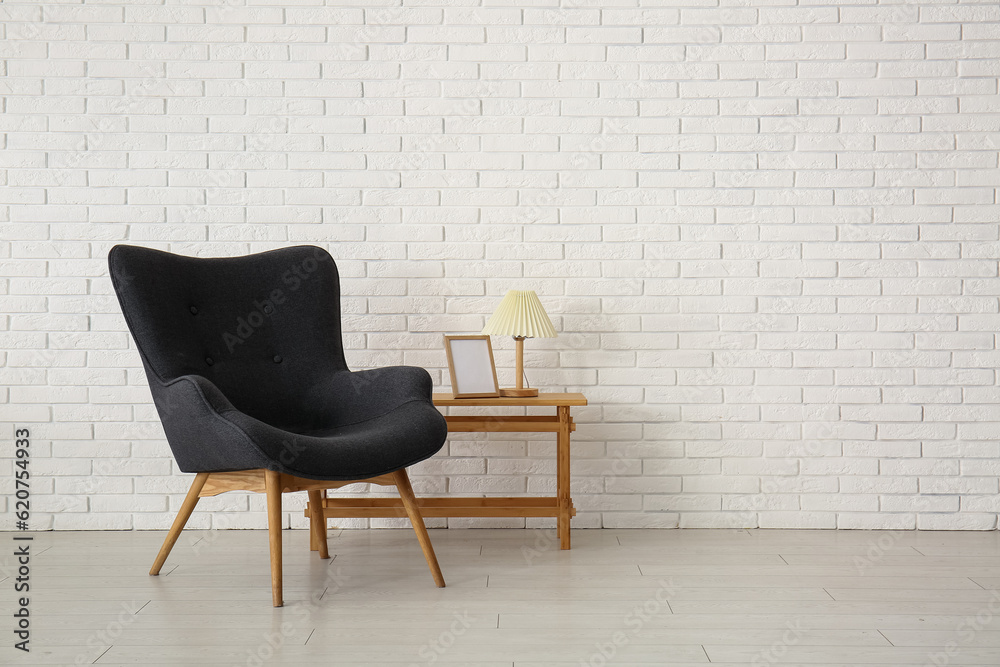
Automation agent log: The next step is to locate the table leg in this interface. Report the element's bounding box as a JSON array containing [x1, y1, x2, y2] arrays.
[[557, 405, 571, 549], [309, 496, 317, 552]]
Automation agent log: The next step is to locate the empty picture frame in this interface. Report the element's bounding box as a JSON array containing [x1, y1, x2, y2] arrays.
[[444, 335, 500, 399]]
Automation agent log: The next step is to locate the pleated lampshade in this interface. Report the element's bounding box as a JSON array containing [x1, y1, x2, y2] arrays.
[[481, 290, 557, 339]]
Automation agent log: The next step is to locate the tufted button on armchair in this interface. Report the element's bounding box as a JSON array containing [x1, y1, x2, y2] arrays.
[[109, 244, 448, 606]]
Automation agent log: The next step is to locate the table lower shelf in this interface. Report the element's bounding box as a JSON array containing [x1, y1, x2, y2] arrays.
[[305, 496, 577, 519]]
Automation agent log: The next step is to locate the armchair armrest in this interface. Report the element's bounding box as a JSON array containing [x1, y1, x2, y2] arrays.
[[149, 373, 272, 473], [317, 366, 437, 427]]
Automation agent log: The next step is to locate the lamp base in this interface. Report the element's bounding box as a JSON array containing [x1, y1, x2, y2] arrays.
[[499, 387, 539, 398]]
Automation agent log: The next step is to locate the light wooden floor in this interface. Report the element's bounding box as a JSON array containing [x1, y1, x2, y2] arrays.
[[3, 528, 1000, 665]]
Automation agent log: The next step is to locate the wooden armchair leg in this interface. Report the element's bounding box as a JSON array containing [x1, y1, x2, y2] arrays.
[[392, 468, 445, 588], [308, 489, 330, 559], [264, 469, 283, 607], [150, 472, 209, 576]]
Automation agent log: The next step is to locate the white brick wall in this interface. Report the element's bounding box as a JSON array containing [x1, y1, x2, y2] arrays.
[[1, 0, 999, 531]]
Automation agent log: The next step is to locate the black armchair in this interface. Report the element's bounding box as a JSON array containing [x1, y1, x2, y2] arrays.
[[109, 244, 448, 606]]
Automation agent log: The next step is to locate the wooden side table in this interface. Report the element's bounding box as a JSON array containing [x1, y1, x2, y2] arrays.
[[305, 392, 587, 550]]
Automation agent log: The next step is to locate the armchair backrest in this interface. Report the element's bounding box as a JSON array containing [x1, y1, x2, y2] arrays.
[[109, 245, 348, 430]]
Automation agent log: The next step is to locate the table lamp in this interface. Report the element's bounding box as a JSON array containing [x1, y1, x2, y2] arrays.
[[481, 290, 557, 397]]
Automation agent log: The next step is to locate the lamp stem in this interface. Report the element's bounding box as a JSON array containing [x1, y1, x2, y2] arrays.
[[514, 336, 525, 390], [499, 335, 538, 398]]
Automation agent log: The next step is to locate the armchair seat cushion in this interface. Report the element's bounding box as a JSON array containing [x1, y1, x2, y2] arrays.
[[151, 366, 447, 480], [224, 394, 448, 481]]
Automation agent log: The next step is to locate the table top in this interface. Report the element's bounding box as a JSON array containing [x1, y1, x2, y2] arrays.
[[433, 392, 588, 407]]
